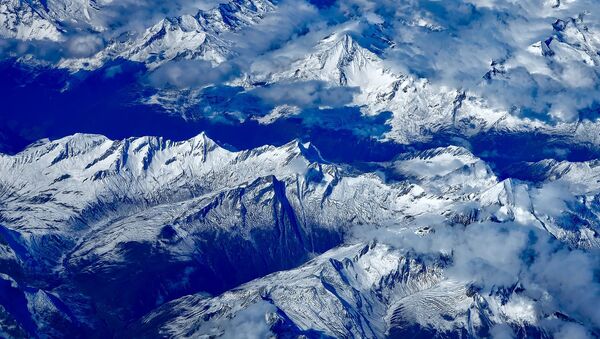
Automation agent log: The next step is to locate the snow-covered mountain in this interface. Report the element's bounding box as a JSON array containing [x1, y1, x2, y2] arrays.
[[135, 5, 600, 147], [254, 32, 498, 143], [0, 0, 111, 41], [59, 0, 276, 69], [2, 0, 600, 338], [0, 132, 408, 335], [130, 240, 580, 338], [0, 133, 598, 337], [4, 0, 600, 143]]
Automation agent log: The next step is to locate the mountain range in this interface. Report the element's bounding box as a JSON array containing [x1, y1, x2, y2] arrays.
[[1, 0, 599, 338]]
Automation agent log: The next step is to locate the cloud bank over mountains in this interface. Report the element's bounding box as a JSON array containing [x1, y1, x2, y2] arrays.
[[3, 0, 600, 123], [1, 1, 600, 337]]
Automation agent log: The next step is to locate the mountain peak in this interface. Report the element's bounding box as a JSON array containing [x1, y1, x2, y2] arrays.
[[272, 31, 394, 90]]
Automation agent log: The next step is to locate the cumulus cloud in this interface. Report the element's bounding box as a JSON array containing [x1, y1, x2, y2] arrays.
[[249, 81, 358, 108], [0, 39, 63, 61], [225, 0, 321, 59], [555, 323, 593, 339], [143, 0, 331, 89], [529, 244, 600, 327], [318, 0, 600, 123], [220, 0, 600, 123], [220, 301, 276, 339], [490, 323, 515, 339], [147, 60, 240, 89], [66, 34, 105, 58], [0, 31, 106, 61], [531, 181, 570, 217]]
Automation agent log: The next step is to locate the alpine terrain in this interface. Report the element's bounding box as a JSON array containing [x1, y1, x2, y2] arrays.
[[0, 0, 599, 338]]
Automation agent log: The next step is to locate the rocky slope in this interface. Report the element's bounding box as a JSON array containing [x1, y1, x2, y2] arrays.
[[0, 133, 598, 337]]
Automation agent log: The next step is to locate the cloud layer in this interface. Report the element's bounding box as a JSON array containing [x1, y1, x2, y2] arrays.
[[5, 0, 599, 123]]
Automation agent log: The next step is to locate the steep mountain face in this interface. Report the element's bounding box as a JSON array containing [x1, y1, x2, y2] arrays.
[[0, 133, 418, 335], [0, 0, 111, 41], [131, 242, 448, 338], [130, 237, 592, 338], [0, 0, 63, 41], [0, 133, 345, 334], [0, 134, 599, 337], [260, 32, 495, 144]]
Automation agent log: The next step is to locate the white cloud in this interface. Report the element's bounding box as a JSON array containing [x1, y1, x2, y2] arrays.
[[221, 301, 276, 339], [353, 218, 600, 333], [67, 35, 104, 57], [147, 60, 240, 89], [555, 323, 593, 339]]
